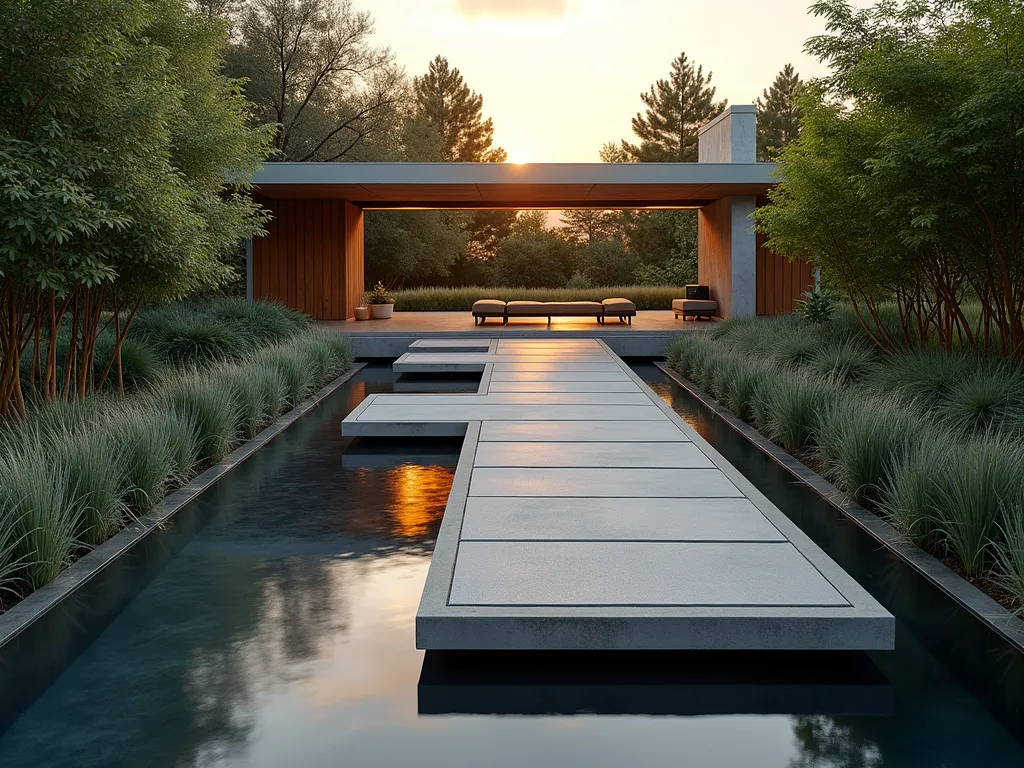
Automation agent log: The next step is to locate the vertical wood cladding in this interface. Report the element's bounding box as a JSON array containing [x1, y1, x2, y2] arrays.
[[755, 229, 814, 316], [753, 196, 814, 316], [697, 197, 733, 319], [251, 196, 363, 320]]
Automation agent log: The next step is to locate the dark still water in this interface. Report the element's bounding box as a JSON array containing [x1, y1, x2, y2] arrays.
[[0, 364, 1021, 767]]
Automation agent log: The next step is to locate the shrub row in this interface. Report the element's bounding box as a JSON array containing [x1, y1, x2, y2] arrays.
[[667, 317, 1024, 610], [0, 328, 352, 605], [19, 299, 310, 399], [392, 285, 686, 312]]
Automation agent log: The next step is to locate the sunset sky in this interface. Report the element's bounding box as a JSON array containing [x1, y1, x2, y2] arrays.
[[370, 0, 874, 162]]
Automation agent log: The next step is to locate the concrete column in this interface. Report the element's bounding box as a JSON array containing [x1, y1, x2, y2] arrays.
[[698, 105, 757, 163], [696, 105, 758, 318]]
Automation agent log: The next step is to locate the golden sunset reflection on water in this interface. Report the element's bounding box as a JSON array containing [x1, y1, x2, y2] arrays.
[[391, 464, 454, 539]]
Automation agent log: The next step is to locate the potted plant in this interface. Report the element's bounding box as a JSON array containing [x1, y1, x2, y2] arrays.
[[365, 281, 395, 319]]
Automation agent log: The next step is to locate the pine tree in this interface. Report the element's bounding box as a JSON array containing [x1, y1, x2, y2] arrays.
[[413, 56, 508, 278], [757, 64, 803, 161], [413, 55, 504, 162], [624, 52, 726, 162]]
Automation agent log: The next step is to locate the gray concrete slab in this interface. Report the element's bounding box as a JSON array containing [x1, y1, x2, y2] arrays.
[[355, 404, 667, 424], [409, 338, 494, 352], [478, 420, 689, 442], [449, 541, 849, 607], [488, 380, 642, 393], [403, 352, 612, 364], [371, 392, 653, 406], [469, 467, 743, 498], [459, 497, 786, 542], [490, 371, 632, 382], [339, 337, 894, 651], [474, 441, 715, 468], [493, 362, 623, 372]]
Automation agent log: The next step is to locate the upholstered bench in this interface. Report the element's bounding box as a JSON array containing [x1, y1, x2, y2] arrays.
[[472, 299, 508, 325], [673, 285, 718, 320], [506, 300, 604, 323], [600, 298, 637, 325], [470, 299, 633, 325]]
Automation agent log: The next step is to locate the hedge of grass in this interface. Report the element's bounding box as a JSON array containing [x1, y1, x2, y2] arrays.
[[0, 321, 352, 610], [392, 285, 686, 312], [666, 312, 1024, 611]]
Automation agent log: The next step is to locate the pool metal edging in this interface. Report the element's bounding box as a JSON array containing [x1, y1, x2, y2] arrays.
[[655, 361, 1024, 654], [0, 363, 366, 651]]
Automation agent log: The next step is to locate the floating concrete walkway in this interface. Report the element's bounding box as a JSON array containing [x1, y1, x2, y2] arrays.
[[342, 339, 894, 651]]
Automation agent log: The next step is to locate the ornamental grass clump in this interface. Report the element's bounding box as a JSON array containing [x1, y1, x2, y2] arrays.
[[934, 367, 1024, 437], [766, 329, 822, 368], [718, 356, 769, 422], [117, 407, 179, 514], [865, 348, 978, 405], [267, 349, 316, 408], [54, 428, 127, 546], [0, 480, 25, 598], [877, 432, 950, 547], [993, 498, 1024, 613], [300, 328, 354, 379], [161, 374, 238, 464], [752, 370, 839, 452], [93, 336, 165, 392], [250, 360, 288, 422], [665, 332, 712, 381], [934, 435, 1024, 578], [211, 298, 309, 345], [813, 394, 918, 506], [808, 338, 879, 384], [0, 445, 79, 591], [220, 368, 266, 441]]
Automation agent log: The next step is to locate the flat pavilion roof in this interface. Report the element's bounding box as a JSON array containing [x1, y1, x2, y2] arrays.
[[250, 162, 777, 210]]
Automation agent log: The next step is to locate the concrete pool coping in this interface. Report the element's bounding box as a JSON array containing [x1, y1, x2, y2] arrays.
[[656, 362, 1024, 655], [0, 364, 366, 651]]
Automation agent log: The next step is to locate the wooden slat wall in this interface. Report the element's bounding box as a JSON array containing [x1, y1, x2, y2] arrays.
[[755, 229, 815, 316], [697, 197, 733, 318], [251, 196, 362, 320], [344, 202, 364, 317]]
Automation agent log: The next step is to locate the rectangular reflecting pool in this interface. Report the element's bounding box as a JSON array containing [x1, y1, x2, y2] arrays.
[[0, 364, 1021, 767]]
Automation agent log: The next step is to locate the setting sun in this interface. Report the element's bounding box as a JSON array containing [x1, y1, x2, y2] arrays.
[[506, 151, 529, 164]]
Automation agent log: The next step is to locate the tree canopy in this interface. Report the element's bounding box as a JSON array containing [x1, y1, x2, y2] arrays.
[[620, 52, 726, 162], [0, 0, 270, 417], [757, 0, 1024, 357], [413, 55, 505, 163], [757, 64, 803, 161], [225, 0, 404, 161]]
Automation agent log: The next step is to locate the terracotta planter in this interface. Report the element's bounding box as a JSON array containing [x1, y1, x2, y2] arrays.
[[354, 306, 371, 321], [369, 303, 394, 319]]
